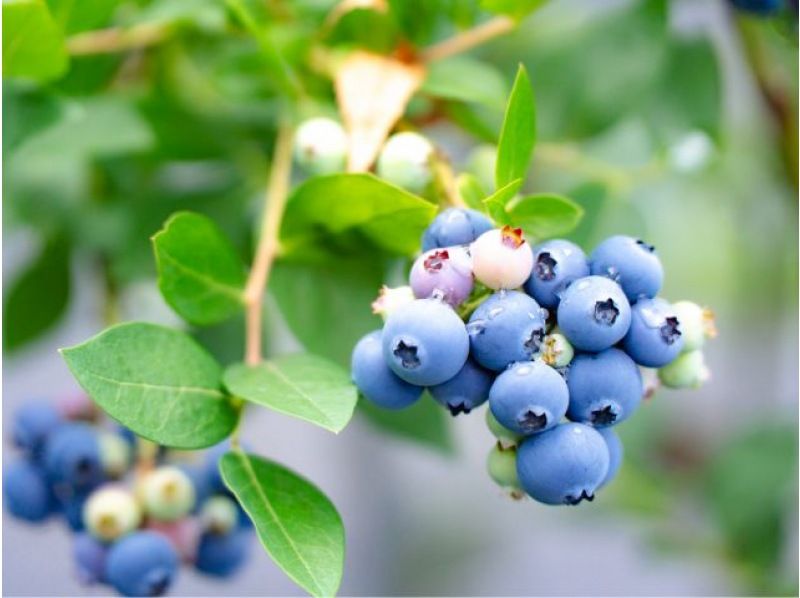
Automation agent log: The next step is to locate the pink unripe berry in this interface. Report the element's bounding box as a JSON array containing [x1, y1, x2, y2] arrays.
[[470, 226, 534, 290]]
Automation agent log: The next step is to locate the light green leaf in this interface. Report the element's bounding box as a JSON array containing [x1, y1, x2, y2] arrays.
[[480, 0, 547, 20], [45, 0, 120, 34], [152, 212, 246, 326], [220, 452, 344, 597], [456, 173, 488, 212], [61, 322, 237, 449], [422, 56, 508, 108], [223, 354, 358, 433], [3, 0, 68, 81], [506, 193, 584, 239], [483, 178, 522, 224], [495, 64, 536, 189], [359, 394, 455, 454], [281, 173, 437, 256]]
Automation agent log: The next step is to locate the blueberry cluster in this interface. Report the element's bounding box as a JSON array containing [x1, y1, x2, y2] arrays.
[[351, 208, 717, 506], [3, 396, 254, 596]]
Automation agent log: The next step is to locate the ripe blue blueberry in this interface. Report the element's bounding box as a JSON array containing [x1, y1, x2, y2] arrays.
[[352, 330, 423, 409], [106, 531, 179, 597], [409, 246, 474, 307], [421, 207, 493, 251], [489, 361, 569, 436], [622, 297, 684, 367], [516, 423, 610, 506], [179, 465, 213, 514], [44, 422, 104, 489], [3, 459, 54, 522], [73, 532, 108, 585], [524, 239, 589, 309], [429, 357, 494, 416], [12, 401, 62, 459], [381, 298, 469, 386], [590, 235, 664, 302], [203, 441, 234, 494], [557, 276, 631, 352], [195, 530, 252, 577], [58, 489, 92, 531], [470, 227, 534, 290], [566, 348, 643, 427], [598, 428, 623, 488], [467, 290, 547, 371]]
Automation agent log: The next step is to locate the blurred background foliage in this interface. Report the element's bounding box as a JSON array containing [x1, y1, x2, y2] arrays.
[[3, 0, 798, 595]]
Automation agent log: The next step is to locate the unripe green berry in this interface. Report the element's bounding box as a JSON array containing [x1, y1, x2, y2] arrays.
[[294, 117, 348, 175], [83, 486, 142, 542], [540, 332, 574, 368], [486, 444, 520, 493], [99, 432, 132, 479], [376, 132, 434, 193], [486, 408, 522, 448], [140, 466, 196, 522], [672, 301, 717, 352], [199, 495, 239, 536], [658, 350, 710, 389]]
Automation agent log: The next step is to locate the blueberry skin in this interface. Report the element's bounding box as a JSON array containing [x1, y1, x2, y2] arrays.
[[489, 361, 569, 436], [516, 423, 610, 506], [421, 208, 493, 251], [566, 349, 643, 428], [203, 441, 234, 494], [557, 276, 631, 352], [622, 297, 684, 367], [467, 291, 547, 371], [3, 459, 54, 522], [195, 530, 251, 577], [12, 401, 62, 459], [44, 422, 104, 489], [180, 464, 214, 514], [730, 0, 782, 14], [598, 428, 623, 488], [409, 247, 474, 307], [524, 239, 589, 309], [58, 489, 92, 531], [382, 298, 469, 386], [352, 330, 423, 409], [429, 357, 494, 416], [106, 531, 179, 597], [73, 532, 108, 585], [590, 235, 664, 302]]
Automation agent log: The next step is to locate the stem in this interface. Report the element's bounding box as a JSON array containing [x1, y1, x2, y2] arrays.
[[67, 23, 169, 55], [243, 121, 294, 366], [430, 152, 466, 208], [420, 16, 515, 63]]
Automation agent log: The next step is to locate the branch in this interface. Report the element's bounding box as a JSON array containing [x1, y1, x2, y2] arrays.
[[243, 121, 294, 366], [420, 16, 515, 63], [67, 23, 169, 55]]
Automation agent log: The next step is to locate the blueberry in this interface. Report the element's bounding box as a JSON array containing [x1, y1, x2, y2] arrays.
[[352, 330, 423, 409], [489, 361, 569, 436], [409, 246, 474, 307], [485, 408, 523, 447], [195, 530, 252, 577], [179, 464, 213, 514], [56, 394, 98, 422], [622, 297, 684, 367], [293, 117, 347, 175], [658, 350, 710, 389], [516, 423, 610, 506], [146, 518, 202, 562], [470, 227, 534, 290], [730, 0, 782, 15], [73, 532, 108, 585], [106, 531, 179, 597], [598, 428, 623, 488], [376, 132, 434, 193], [486, 444, 521, 493], [381, 298, 469, 386], [429, 357, 494, 416], [12, 400, 62, 459], [199, 495, 240, 536], [672, 300, 717, 352], [590, 235, 664, 302], [84, 486, 142, 542], [524, 239, 589, 309], [3, 459, 54, 522], [58, 489, 92, 531], [557, 276, 631, 352], [566, 348, 643, 428], [44, 422, 104, 489], [421, 207, 494, 251], [467, 290, 547, 371], [203, 441, 233, 494], [98, 431, 132, 479], [141, 466, 196, 522]]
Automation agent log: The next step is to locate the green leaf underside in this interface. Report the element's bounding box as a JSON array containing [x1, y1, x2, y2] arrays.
[[220, 452, 345, 597], [280, 173, 437, 256], [483, 178, 523, 224], [153, 211, 246, 325], [495, 64, 536, 189], [223, 354, 358, 433], [3, 0, 68, 81], [507, 193, 584, 239], [61, 322, 237, 448]]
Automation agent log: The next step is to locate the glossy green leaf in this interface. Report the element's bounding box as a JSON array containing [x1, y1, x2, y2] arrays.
[[456, 173, 488, 212], [483, 178, 522, 224], [281, 173, 437, 256], [45, 0, 120, 34], [422, 56, 508, 108], [152, 212, 246, 326], [495, 64, 536, 189], [359, 394, 454, 454], [480, 0, 547, 20], [61, 322, 237, 449], [3, 0, 68, 81], [4, 237, 70, 351], [223, 354, 358, 433], [221, 452, 344, 597], [506, 193, 584, 239]]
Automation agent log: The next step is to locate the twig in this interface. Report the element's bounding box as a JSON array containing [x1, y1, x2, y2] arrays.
[[243, 121, 294, 366], [420, 16, 515, 63], [67, 23, 169, 55]]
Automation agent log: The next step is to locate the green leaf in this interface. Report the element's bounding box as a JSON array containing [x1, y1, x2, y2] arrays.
[[220, 452, 344, 597], [495, 64, 535, 189], [61, 322, 237, 449], [421, 56, 508, 108], [480, 0, 547, 20], [359, 394, 454, 454], [281, 173, 437, 256], [223, 354, 358, 433], [3, 0, 68, 82], [456, 173, 488, 212], [152, 212, 246, 326], [45, 0, 120, 34], [506, 193, 584, 239], [483, 178, 522, 224], [4, 237, 70, 351]]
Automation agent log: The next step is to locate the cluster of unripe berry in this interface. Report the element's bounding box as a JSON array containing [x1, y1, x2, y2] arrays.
[[3, 396, 253, 596], [351, 208, 717, 506]]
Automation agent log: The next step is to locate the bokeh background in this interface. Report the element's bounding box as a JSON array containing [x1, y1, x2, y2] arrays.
[[3, 0, 798, 596]]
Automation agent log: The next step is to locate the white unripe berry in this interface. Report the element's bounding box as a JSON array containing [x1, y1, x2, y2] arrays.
[[376, 132, 434, 193], [140, 466, 196, 522], [294, 118, 348, 175], [84, 486, 142, 541], [470, 227, 534, 290]]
